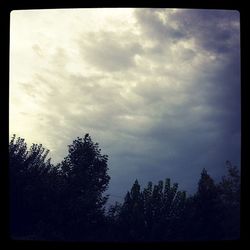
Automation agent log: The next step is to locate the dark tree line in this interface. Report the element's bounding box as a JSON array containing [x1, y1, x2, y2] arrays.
[[9, 134, 240, 242], [10, 134, 109, 241]]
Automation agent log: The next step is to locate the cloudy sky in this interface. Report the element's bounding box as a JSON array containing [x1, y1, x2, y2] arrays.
[[10, 8, 240, 203]]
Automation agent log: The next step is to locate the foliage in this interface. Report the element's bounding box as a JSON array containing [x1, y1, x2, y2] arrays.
[[9, 134, 240, 241], [9, 134, 110, 241], [9, 134, 56, 238], [217, 161, 240, 239], [57, 134, 110, 241]]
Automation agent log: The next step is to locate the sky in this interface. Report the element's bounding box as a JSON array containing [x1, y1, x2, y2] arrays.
[[10, 8, 241, 204]]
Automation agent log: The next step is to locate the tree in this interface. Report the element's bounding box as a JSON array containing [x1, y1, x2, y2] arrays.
[[143, 181, 153, 238], [143, 179, 186, 241], [183, 168, 223, 240], [10, 133, 240, 241], [217, 161, 240, 239], [105, 202, 123, 241], [219, 161, 240, 205], [118, 180, 145, 241], [9, 134, 55, 239], [9, 133, 110, 241], [58, 134, 110, 241], [117, 178, 187, 241]]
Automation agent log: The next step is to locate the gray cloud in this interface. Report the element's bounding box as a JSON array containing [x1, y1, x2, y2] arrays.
[[172, 9, 240, 55], [135, 9, 188, 43], [10, 9, 241, 203], [135, 9, 240, 56], [77, 31, 143, 71]]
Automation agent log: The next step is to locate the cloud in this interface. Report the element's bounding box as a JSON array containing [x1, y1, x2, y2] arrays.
[[10, 9, 241, 201], [77, 31, 143, 71], [135, 9, 240, 56], [135, 9, 188, 43], [173, 9, 240, 55]]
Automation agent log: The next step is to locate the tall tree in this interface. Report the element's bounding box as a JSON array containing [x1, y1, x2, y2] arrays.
[[118, 178, 187, 241], [58, 134, 110, 241], [183, 169, 222, 240], [118, 180, 145, 241], [144, 179, 186, 241]]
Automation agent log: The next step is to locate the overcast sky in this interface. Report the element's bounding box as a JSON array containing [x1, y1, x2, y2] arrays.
[[10, 8, 240, 204]]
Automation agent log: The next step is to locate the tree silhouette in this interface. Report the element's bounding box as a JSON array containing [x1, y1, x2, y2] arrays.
[[179, 169, 222, 240], [9, 134, 110, 241], [181, 165, 240, 241], [105, 202, 122, 241], [9, 134, 240, 241], [9, 134, 55, 238], [143, 179, 186, 241], [118, 180, 145, 241], [56, 134, 110, 241], [116, 178, 187, 241], [217, 161, 240, 239]]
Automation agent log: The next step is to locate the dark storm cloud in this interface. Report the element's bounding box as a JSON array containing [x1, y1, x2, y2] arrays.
[[105, 9, 241, 197], [172, 9, 240, 55], [135, 9, 240, 55], [11, 9, 240, 203]]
